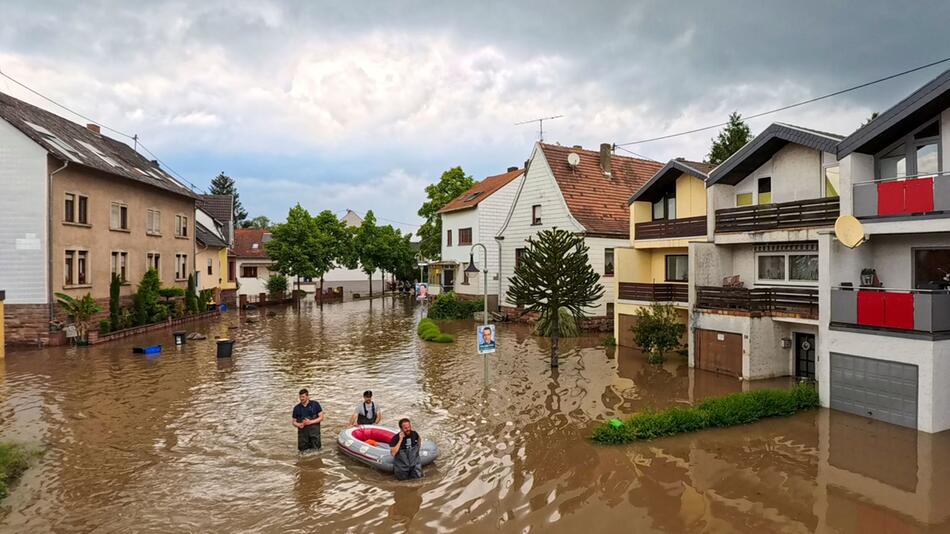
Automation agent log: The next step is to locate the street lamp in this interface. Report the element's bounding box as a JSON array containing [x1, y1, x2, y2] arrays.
[[465, 244, 488, 325]]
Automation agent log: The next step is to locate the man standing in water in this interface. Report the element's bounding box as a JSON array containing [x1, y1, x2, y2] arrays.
[[349, 390, 382, 427], [389, 418, 423, 480], [292, 388, 324, 452]]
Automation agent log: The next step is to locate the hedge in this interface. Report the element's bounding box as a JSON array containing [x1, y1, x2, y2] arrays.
[[427, 292, 482, 320], [416, 318, 454, 343], [592, 383, 820, 444]]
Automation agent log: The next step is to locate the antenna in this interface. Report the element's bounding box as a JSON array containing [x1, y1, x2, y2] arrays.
[[515, 115, 563, 142]]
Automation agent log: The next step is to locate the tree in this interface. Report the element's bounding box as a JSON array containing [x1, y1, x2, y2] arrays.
[[241, 215, 271, 229], [631, 303, 685, 364], [266, 204, 320, 292], [209, 172, 248, 226], [313, 209, 353, 295], [707, 112, 753, 165], [862, 111, 879, 127], [354, 210, 383, 297], [506, 228, 604, 367], [109, 273, 121, 330], [186, 274, 199, 313], [55, 292, 102, 342], [417, 167, 475, 260], [266, 273, 289, 296], [133, 268, 164, 325]]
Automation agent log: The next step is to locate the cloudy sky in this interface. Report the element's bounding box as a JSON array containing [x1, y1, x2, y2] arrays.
[[2, 1, 948, 233]]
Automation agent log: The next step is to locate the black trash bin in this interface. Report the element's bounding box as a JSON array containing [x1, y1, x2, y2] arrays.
[[216, 339, 234, 358], [173, 331, 187, 346]]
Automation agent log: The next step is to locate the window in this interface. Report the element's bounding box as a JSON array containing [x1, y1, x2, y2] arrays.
[[665, 255, 688, 282], [65, 250, 89, 286], [755, 253, 818, 284], [176, 215, 189, 237], [757, 177, 772, 205], [666, 196, 676, 219], [242, 266, 258, 278], [111, 251, 128, 282], [228, 260, 236, 282], [465, 192, 483, 202], [913, 248, 950, 289], [446, 230, 452, 247], [652, 199, 664, 219], [459, 228, 472, 246], [876, 120, 941, 179], [146, 252, 161, 275], [175, 254, 188, 281], [65, 193, 74, 222], [824, 165, 840, 198], [147, 209, 161, 235], [606, 302, 614, 317], [604, 248, 615, 277], [65, 193, 88, 224], [515, 248, 525, 269], [736, 193, 753, 206], [111, 202, 128, 230], [207, 258, 213, 275], [531, 205, 542, 225], [652, 189, 676, 220]]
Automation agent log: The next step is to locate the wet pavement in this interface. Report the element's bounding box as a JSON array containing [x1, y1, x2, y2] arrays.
[[0, 297, 948, 533]]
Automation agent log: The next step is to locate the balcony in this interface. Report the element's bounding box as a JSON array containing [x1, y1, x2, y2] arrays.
[[853, 173, 950, 219], [695, 285, 818, 319], [618, 282, 688, 303], [635, 215, 707, 240], [715, 197, 839, 233], [830, 287, 950, 337]]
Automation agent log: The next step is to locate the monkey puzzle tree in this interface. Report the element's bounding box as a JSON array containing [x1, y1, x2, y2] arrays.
[[506, 228, 604, 368]]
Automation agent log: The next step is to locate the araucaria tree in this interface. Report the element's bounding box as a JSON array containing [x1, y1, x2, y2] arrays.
[[417, 167, 475, 260], [209, 172, 248, 226], [506, 228, 604, 367], [707, 112, 753, 165]]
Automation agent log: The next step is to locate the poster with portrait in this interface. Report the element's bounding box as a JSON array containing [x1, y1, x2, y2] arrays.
[[416, 283, 428, 301], [476, 324, 496, 354]]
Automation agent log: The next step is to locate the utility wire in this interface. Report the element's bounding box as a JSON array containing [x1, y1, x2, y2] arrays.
[[614, 145, 661, 162], [615, 55, 950, 147]]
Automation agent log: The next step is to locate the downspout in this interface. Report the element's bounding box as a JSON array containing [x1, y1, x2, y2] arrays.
[[494, 236, 504, 311], [48, 159, 69, 324]]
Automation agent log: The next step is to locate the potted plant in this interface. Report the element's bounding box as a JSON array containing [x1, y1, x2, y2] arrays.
[[55, 292, 102, 345]]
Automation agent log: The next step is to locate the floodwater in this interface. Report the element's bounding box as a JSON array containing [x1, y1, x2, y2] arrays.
[[1, 298, 948, 533]]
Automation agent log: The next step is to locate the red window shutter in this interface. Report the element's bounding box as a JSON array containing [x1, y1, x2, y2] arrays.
[[857, 290, 886, 327], [904, 177, 934, 214], [877, 181, 905, 216], [883, 292, 914, 330]]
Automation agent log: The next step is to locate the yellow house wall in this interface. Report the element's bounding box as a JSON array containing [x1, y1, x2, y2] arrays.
[[675, 174, 708, 218], [0, 298, 4, 356], [629, 202, 653, 242], [196, 246, 224, 292], [648, 247, 689, 283], [219, 248, 236, 290], [615, 247, 652, 284]]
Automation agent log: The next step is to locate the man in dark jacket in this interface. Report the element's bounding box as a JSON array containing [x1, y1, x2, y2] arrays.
[[292, 388, 324, 451], [389, 418, 423, 480]]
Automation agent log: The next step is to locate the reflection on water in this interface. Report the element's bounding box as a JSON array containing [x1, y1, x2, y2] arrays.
[[0, 298, 947, 533]]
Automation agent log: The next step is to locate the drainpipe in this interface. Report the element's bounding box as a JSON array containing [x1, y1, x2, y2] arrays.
[[494, 236, 504, 311], [48, 159, 69, 324]]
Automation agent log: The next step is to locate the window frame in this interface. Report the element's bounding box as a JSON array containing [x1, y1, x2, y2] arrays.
[[175, 214, 189, 238], [446, 229, 452, 247], [64, 192, 90, 225], [207, 257, 214, 276], [111, 250, 129, 283], [604, 248, 615, 277], [757, 177, 772, 205], [64, 249, 91, 287], [146, 209, 162, 236], [874, 119, 942, 181], [110, 202, 129, 231], [175, 253, 188, 281], [146, 252, 161, 277], [531, 204, 542, 225], [754, 252, 819, 286], [664, 254, 688, 282], [458, 227, 473, 246], [514, 248, 525, 270], [241, 265, 259, 278], [651, 188, 676, 220]]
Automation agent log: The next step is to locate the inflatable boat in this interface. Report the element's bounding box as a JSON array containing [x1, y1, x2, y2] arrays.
[[337, 425, 438, 472]]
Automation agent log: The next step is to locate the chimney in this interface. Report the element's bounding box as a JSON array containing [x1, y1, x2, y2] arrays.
[[507, 166, 518, 172], [150, 159, 160, 167], [86, 123, 100, 134], [600, 143, 612, 177], [572, 145, 583, 149]]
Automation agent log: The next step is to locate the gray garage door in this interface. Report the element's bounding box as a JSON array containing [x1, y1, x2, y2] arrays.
[[830, 353, 918, 428]]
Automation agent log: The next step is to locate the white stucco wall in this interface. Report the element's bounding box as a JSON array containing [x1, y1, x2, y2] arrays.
[[235, 259, 273, 297], [0, 119, 49, 305], [730, 144, 825, 206]]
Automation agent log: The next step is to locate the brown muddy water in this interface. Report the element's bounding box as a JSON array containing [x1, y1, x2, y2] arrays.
[[1, 298, 948, 533]]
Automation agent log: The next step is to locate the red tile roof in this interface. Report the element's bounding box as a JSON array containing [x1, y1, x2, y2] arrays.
[[438, 168, 524, 214], [539, 143, 664, 237], [232, 228, 271, 259]]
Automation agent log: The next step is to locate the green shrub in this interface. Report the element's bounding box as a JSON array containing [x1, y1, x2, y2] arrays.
[[266, 274, 289, 296], [593, 383, 819, 444], [109, 273, 121, 330], [416, 317, 454, 343], [158, 287, 185, 300], [632, 303, 685, 363], [98, 319, 111, 335], [602, 335, 617, 347], [198, 289, 213, 311], [185, 274, 199, 313], [433, 333, 454, 343], [428, 292, 482, 320], [134, 269, 162, 326], [0, 443, 39, 499]]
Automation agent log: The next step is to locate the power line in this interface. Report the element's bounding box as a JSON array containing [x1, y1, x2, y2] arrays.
[[616, 55, 950, 147], [614, 145, 661, 162]]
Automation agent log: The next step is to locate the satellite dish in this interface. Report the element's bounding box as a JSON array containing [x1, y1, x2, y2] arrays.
[[834, 215, 866, 249], [567, 152, 580, 168]]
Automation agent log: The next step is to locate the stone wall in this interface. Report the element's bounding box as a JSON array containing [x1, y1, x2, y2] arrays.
[[499, 306, 613, 332], [4, 303, 50, 345]]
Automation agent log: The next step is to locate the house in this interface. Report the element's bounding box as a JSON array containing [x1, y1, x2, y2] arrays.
[[199, 194, 237, 306], [689, 122, 843, 379], [434, 167, 524, 306], [820, 68, 950, 432], [0, 91, 197, 345], [614, 158, 714, 347], [497, 142, 664, 320], [195, 206, 229, 302], [233, 227, 274, 299], [297, 209, 384, 298]]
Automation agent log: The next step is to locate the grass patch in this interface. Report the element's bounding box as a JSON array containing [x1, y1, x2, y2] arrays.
[[416, 318, 454, 343], [0, 442, 40, 498], [592, 383, 820, 444]]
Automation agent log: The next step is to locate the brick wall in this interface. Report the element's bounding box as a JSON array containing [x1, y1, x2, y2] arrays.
[[4, 303, 50, 345], [499, 305, 613, 332]]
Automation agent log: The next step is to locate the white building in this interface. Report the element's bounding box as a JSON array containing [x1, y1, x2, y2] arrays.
[[232, 227, 274, 298], [497, 142, 663, 318], [435, 167, 523, 307]]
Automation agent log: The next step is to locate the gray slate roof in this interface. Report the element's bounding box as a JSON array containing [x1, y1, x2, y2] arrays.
[[838, 68, 950, 157], [707, 122, 843, 186], [198, 194, 234, 243], [196, 221, 228, 248], [629, 159, 716, 204], [0, 91, 197, 199]]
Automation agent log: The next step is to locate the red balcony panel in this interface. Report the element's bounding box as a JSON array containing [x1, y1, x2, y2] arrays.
[[904, 177, 934, 214], [877, 181, 905, 216], [857, 290, 886, 327], [884, 292, 914, 330]]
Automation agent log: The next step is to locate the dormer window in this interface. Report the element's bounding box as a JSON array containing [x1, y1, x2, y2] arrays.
[[465, 192, 483, 202], [876, 120, 941, 180], [652, 189, 676, 220], [251, 243, 259, 250]]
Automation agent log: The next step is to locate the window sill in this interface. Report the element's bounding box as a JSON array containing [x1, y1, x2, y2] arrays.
[[665, 279, 688, 283], [62, 221, 92, 228], [63, 284, 92, 290], [110, 227, 131, 233], [175, 278, 187, 282], [459, 243, 472, 247], [603, 274, 614, 278], [531, 222, 542, 226], [175, 235, 190, 240], [146, 232, 163, 237]]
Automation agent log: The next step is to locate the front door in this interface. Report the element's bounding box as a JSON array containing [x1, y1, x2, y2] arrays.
[[795, 333, 816, 379], [443, 268, 455, 291]]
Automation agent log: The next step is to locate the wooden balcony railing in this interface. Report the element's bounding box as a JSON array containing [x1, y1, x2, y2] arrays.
[[635, 215, 707, 240], [715, 197, 839, 233], [618, 282, 688, 303], [695, 285, 818, 319]]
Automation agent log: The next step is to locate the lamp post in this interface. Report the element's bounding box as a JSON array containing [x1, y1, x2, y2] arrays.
[[465, 244, 488, 325]]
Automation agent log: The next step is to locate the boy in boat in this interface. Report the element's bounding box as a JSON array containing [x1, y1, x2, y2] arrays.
[[349, 390, 382, 426], [389, 418, 423, 480], [292, 388, 324, 451]]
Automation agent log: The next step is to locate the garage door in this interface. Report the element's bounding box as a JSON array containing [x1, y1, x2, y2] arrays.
[[830, 353, 918, 428], [617, 314, 639, 348], [694, 329, 742, 377]]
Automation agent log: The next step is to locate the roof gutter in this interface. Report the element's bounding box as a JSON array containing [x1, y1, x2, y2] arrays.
[[48, 158, 69, 326]]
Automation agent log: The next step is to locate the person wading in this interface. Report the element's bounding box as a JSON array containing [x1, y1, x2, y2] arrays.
[[349, 390, 382, 427], [389, 418, 423, 480], [292, 388, 324, 452]]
